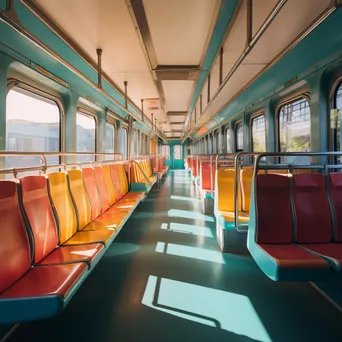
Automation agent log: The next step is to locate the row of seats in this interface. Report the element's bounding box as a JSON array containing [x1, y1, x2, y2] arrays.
[[0, 161, 151, 324], [248, 172, 342, 281], [128, 159, 158, 188]]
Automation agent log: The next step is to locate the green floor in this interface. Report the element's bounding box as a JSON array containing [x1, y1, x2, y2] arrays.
[[5, 170, 342, 341]]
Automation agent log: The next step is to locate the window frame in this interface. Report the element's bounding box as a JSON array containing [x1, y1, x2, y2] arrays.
[[225, 125, 231, 153], [122, 126, 128, 160], [329, 77, 342, 154], [105, 121, 116, 155], [235, 121, 243, 152], [275, 94, 311, 152], [250, 111, 266, 153], [6, 80, 64, 161]]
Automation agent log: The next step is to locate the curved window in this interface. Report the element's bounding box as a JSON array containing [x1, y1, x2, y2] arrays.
[[235, 123, 243, 152], [76, 111, 96, 162], [122, 128, 128, 160], [278, 97, 310, 152], [226, 127, 231, 153], [251, 114, 266, 152], [6, 87, 61, 170], [331, 82, 342, 156]]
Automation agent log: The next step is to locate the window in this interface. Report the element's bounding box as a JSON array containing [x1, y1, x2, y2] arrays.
[[216, 132, 220, 153], [76, 111, 96, 162], [278, 97, 310, 152], [122, 128, 128, 160], [174, 145, 182, 160], [331, 82, 342, 159], [161, 145, 170, 159], [105, 123, 115, 160], [226, 127, 231, 153], [235, 123, 243, 152], [251, 114, 266, 152], [6, 87, 61, 169]]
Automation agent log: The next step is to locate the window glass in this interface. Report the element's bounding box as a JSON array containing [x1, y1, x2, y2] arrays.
[[216, 132, 220, 153], [5, 88, 60, 171], [278, 97, 310, 152], [251, 115, 266, 152], [236, 124, 243, 151], [76, 112, 96, 162], [226, 127, 231, 153], [105, 123, 115, 160], [174, 145, 182, 160], [122, 128, 128, 160], [331, 82, 342, 159], [161, 145, 170, 159]]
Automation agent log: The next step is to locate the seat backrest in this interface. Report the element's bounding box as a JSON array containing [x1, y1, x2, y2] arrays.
[[200, 162, 215, 191], [240, 168, 254, 212], [0, 180, 31, 293], [67, 170, 91, 229], [48, 172, 78, 243], [20, 176, 58, 264], [292, 174, 332, 243], [328, 173, 342, 242], [216, 169, 241, 212], [255, 174, 293, 244], [103, 165, 118, 206], [109, 164, 122, 201], [94, 166, 110, 213], [82, 167, 101, 221], [117, 162, 128, 195]]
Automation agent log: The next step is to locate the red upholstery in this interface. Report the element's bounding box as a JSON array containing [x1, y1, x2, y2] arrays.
[[200, 162, 215, 191], [256, 174, 293, 244], [259, 244, 329, 268], [94, 166, 110, 213], [83, 168, 102, 221], [0, 181, 31, 293], [20, 176, 58, 264], [328, 173, 342, 242], [39, 244, 104, 266], [0, 263, 87, 299], [293, 174, 332, 243], [300, 243, 342, 261]]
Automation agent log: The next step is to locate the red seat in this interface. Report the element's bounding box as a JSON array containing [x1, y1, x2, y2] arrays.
[[248, 174, 330, 281], [20, 175, 104, 267], [0, 180, 89, 324]]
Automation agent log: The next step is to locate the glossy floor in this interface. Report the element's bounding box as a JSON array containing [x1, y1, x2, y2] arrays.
[[5, 170, 342, 342]]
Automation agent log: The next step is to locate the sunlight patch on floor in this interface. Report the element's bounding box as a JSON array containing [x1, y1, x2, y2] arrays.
[[168, 209, 215, 222], [156, 242, 225, 264], [170, 195, 197, 202], [142, 276, 272, 342], [161, 222, 214, 238]]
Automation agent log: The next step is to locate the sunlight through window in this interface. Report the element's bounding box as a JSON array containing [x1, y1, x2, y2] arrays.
[[156, 242, 225, 264], [142, 276, 272, 342], [70, 249, 99, 257], [161, 222, 214, 238], [168, 209, 215, 222]]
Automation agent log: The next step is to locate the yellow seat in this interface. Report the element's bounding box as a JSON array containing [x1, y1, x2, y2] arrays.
[[220, 210, 250, 222], [48, 172, 116, 246]]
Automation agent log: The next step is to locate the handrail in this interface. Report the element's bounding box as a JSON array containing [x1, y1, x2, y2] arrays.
[[234, 152, 261, 233], [131, 159, 152, 186], [0, 151, 123, 176]]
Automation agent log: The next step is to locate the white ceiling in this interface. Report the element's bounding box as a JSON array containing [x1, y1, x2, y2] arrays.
[[143, 0, 219, 65], [162, 80, 195, 112]]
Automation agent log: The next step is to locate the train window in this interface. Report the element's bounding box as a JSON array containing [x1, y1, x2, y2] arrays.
[[235, 123, 243, 152], [174, 145, 182, 160], [331, 82, 342, 156], [76, 111, 96, 162], [122, 128, 128, 159], [251, 114, 266, 152], [6, 87, 61, 169], [278, 97, 310, 152], [161, 145, 170, 159], [226, 127, 231, 153], [105, 123, 115, 159], [216, 132, 220, 153]]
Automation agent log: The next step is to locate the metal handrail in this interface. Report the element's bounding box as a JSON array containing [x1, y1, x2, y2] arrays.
[[131, 159, 152, 186]]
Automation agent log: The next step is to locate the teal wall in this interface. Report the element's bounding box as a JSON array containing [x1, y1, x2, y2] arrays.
[[168, 140, 185, 169]]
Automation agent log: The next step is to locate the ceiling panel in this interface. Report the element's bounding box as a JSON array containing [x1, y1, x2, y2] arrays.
[[252, 0, 278, 36], [245, 0, 331, 64], [162, 80, 195, 112], [35, 0, 169, 126], [143, 0, 220, 65]]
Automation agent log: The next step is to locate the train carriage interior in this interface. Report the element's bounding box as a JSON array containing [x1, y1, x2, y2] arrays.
[[1, 0, 342, 341]]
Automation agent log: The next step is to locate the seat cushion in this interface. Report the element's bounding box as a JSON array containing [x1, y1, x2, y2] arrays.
[[301, 243, 342, 270], [0, 263, 87, 299], [64, 229, 116, 245], [95, 212, 129, 223], [38, 244, 104, 267], [82, 220, 124, 232], [217, 210, 249, 229]]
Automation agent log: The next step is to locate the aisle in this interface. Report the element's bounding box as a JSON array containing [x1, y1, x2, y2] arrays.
[[8, 170, 342, 342]]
